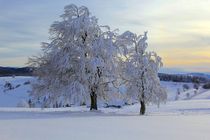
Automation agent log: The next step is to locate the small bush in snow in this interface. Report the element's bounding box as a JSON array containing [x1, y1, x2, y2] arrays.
[[193, 83, 199, 90], [24, 81, 30, 85], [194, 90, 198, 95], [186, 93, 190, 99], [177, 88, 181, 95], [28, 99, 35, 108], [4, 82, 14, 92], [17, 100, 29, 108], [182, 84, 190, 91], [202, 83, 210, 89], [15, 84, 21, 88], [175, 92, 179, 100]]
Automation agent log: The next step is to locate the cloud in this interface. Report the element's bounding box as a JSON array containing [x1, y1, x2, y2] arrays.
[[0, 0, 210, 72], [0, 56, 28, 67]]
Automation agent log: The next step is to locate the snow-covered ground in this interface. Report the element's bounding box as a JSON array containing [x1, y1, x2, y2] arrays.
[[0, 100, 210, 140], [1, 76, 210, 140], [0, 76, 33, 107], [1, 114, 210, 140]]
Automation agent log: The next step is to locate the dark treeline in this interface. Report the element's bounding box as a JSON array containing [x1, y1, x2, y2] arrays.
[[0, 67, 33, 77], [158, 73, 209, 83], [0, 66, 209, 84]]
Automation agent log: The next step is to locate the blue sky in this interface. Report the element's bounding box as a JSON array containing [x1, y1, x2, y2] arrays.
[[0, 0, 210, 73]]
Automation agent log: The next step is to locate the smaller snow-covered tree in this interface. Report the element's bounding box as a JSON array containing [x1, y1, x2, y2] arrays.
[[117, 31, 167, 115]]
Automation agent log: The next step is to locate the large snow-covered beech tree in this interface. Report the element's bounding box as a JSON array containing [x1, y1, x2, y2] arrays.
[[29, 4, 119, 110], [116, 31, 167, 115]]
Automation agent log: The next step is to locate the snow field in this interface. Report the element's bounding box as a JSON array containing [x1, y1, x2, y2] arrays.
[[1, 77, 210, 140], [0, 113, 210, 140]]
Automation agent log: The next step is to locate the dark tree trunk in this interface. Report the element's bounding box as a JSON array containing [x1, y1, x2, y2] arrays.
[[140, 100, 146, 115], [89, 67, 101, 111], [140, 71, 146, 115], [90, 92, 97, 110]]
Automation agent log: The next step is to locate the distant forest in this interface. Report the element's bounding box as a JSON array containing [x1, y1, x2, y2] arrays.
[[158, 73, 209, 83], [0, 67, 33, 77], [0, 66, 209, 83]]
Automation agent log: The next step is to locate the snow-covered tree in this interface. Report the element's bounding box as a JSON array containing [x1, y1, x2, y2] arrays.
[[117, 31, 167, 115], [29, 4, 118, 110]]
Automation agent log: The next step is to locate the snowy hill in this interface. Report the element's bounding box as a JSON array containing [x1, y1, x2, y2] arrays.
[[1, 76, 210, 107], [192, 90, 210, 99], [161, 81, 208, 100], [0, 76, 33, 107], [1, 76, 210, 140]]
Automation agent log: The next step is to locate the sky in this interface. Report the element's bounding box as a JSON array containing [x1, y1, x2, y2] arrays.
[[0, 0, 210, 73]]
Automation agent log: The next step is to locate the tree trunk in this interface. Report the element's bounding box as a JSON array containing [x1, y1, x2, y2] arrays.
[[90, 92, 97, 110], [140, 71, 146, 115], [140, 100, 146, 115]]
